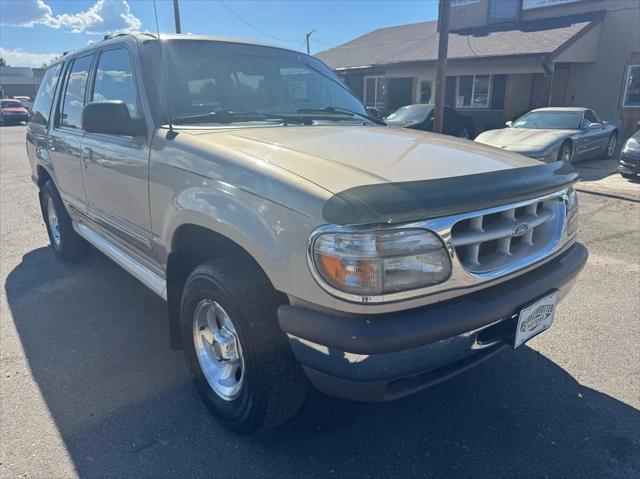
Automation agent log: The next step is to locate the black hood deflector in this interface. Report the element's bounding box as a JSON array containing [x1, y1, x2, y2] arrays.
[[322, 160, 579, 226]]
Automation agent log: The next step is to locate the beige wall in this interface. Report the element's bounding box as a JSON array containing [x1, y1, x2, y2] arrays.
[[559, 6, 640, 124]]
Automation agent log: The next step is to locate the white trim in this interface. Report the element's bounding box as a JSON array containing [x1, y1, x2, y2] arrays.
[[455, 74, 492, 109], [363, 75, 386, 109], [622, 64, 640, 108]]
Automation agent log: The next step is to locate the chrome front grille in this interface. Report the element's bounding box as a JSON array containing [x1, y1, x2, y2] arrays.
[[451, 197, 565, 274]]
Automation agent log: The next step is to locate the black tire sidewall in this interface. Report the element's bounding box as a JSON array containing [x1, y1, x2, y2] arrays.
[[180, 271, 268, 432], [40, 182, 65, 256]]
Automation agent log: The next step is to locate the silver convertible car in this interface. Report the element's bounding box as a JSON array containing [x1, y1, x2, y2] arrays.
[[475, 107, 618, 163]]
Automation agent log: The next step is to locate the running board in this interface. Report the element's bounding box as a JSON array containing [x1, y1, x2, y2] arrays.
[[75, 223, 167, 300]]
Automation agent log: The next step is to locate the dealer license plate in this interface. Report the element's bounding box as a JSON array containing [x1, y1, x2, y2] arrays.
[[514, 291, 558, 348]]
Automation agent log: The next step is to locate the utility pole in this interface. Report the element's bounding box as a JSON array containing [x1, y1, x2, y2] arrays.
[[306, 29, 316, 54], [173, 0, 182, 34], [433, 0, 451, 134]]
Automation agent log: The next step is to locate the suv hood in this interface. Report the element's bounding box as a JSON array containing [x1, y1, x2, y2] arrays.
[[476, 128, 576, 150], [193, 125, 540, 193]]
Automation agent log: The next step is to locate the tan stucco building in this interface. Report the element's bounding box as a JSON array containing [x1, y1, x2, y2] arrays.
[[317, 0, 640, 137]]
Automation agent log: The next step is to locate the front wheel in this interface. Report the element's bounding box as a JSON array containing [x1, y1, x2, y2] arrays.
[[457, 126, 471, 139], [181, 258, 307, 433], [605, 132, 618, 159], [557, 141, 573, 162]]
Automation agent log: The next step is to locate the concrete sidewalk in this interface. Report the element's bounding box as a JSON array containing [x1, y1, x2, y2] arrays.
[[574, 157, 640, 201]]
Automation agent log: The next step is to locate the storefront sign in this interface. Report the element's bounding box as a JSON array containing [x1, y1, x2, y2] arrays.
[[523, 0, 582, 10]]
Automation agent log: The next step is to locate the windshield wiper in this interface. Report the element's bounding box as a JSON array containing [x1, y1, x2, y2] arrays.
[[172, 110, 315, 126], [296, 107, 386, 125], [172, 110, 283, 124]]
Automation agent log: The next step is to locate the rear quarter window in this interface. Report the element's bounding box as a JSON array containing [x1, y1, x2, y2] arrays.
[[30, 63, 62, 125]]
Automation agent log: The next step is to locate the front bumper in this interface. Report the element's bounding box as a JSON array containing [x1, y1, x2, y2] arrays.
[[278, 243, 587, 401], [618, 150, 640, 176]]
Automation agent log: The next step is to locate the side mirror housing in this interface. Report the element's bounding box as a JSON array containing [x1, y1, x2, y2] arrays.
[[588, 122, 602, 130], [505, 120, 513, 127], [82, 101, 146, 136]]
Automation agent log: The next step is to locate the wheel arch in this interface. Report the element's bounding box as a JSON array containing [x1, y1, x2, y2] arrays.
[[165, 222, 281, 350]]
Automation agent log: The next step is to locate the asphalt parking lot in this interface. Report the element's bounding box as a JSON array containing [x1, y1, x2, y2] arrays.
[[1, 124, 639, 478]]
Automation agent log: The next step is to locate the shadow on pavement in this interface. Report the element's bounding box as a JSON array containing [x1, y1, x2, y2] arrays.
[[6, 247, 640, 478], [573, 157, 618, 182]]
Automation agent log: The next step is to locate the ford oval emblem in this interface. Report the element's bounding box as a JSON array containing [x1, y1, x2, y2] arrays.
[[512, 223, 529, 237]]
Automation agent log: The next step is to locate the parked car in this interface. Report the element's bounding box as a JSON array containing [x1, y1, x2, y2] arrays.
[[618, 126, 640, 179], [27, 34, 587, 434], [384, 104, 475, 138], [0, 98, 30, 125], [13, 95, 33, 111], [475, 107, 618, 163]]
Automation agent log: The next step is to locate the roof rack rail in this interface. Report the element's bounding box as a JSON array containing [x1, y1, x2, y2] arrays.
[[102, 32, 130, 41]]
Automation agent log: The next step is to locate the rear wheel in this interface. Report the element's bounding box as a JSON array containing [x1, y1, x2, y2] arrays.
[[557, 141, 573, 162], [40, 180, 89, 261], [605, 132, 618, 159], [181, 258, 307, 433]]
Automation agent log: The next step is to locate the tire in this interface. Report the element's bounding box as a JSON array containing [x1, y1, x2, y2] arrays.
[[557, 141, 573, 162], [40, 180, 89, 261], [181, 258, 307, 434], [457, 126, 470, 139], [605, 132, 618, 159]]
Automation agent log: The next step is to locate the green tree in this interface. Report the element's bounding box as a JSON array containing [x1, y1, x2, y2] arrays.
[[41, 56, 62, 69], [0, 57, 8, 67]]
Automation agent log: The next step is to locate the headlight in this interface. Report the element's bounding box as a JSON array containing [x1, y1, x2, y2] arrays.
[[310, 228, 451, 297], [565, 186, 579, 236], [623, 137, 640, 152]]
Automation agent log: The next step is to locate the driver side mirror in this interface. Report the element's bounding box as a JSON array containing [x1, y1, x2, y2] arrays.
[[505, 120, 513, 127], [588, 122, 602, 130], [82, 101, 146, 137]]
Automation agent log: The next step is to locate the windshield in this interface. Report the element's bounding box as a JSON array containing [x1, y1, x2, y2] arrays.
[[1, 100, 23, 108], [512, 111, 582, 130], [148, 40, 368, 125], [386, 105, 432, 122]]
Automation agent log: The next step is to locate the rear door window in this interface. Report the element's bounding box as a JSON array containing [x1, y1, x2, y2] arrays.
[[31, 63, 62, 125], [59, 54, 94, 129], [91, 48, 139, 118]]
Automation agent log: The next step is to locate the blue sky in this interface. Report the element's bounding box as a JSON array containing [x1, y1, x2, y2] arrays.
[[0, 0, 439, 67]]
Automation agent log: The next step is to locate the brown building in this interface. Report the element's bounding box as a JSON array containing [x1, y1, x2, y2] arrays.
[[316, 0, 640, 137]]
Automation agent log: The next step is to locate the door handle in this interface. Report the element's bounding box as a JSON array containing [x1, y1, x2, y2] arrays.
[[82, 147, 93, 168], [47, 140, 55, 151]]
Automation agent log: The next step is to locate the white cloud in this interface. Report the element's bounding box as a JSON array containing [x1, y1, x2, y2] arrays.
[[0, 0, 55, 27], [0, 47, 60, 68], [0, 0, 142, 34]]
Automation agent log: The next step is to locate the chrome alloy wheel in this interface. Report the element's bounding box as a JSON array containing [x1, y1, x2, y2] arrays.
[[559, 143, 572, 162], [607, 135, 617, 157], [46, 196, 61, 247], [192, 299, 245, 401]]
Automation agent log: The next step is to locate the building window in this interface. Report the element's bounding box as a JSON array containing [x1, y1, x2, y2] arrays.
[[489, 0, 518, 23], [419, 80, 432, 103], [364, 76, 386, 109], [456, 75, 490, 108], [622, 65, 640, 107]]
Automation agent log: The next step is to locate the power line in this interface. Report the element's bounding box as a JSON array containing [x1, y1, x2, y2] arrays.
[[219, 1, 299, 43]]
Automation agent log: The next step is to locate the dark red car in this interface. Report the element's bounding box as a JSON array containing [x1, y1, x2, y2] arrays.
[[0, 99, 30, 125]]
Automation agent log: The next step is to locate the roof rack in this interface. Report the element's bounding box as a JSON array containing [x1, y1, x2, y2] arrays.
[[102, 32, 158, 41]]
